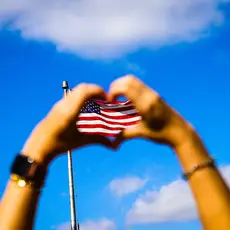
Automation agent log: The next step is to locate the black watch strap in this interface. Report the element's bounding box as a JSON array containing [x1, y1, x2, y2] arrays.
[[10, 154, 47, 189]]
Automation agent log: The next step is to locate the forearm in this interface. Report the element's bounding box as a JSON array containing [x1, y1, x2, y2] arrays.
[[0, 181, 42, 230], [174, 130, 230, 230], [0, 150, 49, 230]]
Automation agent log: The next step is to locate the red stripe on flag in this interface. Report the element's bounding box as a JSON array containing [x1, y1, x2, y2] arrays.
[[77, 100, 141, 136], [77, 116, 140, 126]]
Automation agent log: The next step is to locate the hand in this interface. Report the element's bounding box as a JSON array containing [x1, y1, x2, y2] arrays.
[[22, 84, 113, 166], [108, 75, 194, 148]]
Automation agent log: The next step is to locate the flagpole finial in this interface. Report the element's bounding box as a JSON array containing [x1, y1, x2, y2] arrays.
[[62, 81, 69, 89]]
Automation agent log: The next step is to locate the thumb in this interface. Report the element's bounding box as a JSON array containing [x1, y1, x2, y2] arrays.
[[113, 125, 141, 149], [82, 134, 115, 150]]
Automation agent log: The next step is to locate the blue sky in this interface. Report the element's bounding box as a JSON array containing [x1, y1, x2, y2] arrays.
[[0, 1, 230, 230]]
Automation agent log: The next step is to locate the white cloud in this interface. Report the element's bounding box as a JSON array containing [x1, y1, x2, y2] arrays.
[[81, 219, 116, 230], [0, 0, 229, 59], [220, 165, 230, 187], [109, 176, 148, 197], [55, 222, 70, 230], [56, 219, 116, 230], [126, 165, 230, 225]]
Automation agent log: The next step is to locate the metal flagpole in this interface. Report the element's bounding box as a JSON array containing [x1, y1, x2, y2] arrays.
[[62, 81, 77, 230]]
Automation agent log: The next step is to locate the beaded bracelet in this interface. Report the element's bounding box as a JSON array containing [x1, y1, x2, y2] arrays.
[[182, 158, 215, 180]]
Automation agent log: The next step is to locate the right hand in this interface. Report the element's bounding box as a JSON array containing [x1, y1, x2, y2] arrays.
[[108, 75, 195, 149]]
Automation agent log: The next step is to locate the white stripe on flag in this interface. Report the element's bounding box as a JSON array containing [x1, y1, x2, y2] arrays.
[[100, 109, 137, 116], [79, 113, 141, 123], [78, 128, 121, 134]]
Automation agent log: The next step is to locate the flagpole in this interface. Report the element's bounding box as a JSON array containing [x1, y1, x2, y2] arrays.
[[62, 81, 77, 230]]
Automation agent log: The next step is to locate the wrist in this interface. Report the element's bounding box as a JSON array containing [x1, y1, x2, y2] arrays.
[[173, 125, 211, 171], [10, 154, 48, 189], [21, 146, 52, 169], [174, 125, 204, 153]]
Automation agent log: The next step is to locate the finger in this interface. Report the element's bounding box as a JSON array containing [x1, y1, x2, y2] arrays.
[[113, 124, 142, 149], [81, 134, 116, 150], [112, 132, 125, 149], [55, 84, 106, 120], [67, 83, 106, 114], [108, 75, 142, 102], [108, 75, 159, 114]]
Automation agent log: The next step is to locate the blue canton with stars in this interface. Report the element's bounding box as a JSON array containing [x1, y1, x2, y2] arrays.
[[81, 100, 101, 114]]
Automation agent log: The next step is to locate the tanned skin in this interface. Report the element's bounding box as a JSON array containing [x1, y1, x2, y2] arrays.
[[0, 76, 229, 230]]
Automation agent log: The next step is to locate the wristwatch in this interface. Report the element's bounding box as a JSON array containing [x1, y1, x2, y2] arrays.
[[10, 154, 46, 189]]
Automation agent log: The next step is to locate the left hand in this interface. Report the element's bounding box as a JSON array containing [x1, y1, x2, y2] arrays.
[[22, 84, 114, 166]]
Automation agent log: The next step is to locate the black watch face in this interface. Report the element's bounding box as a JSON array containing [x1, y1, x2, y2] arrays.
[[11, 155, 32, 177]]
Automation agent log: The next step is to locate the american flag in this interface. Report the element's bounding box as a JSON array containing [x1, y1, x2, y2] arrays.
[[77, 100, 141, 137]]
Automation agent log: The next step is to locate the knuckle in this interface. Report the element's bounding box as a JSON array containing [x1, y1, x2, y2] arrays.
[[152, 92, 161, 104], [141, 93, 161, 114], [77, 83, 88, 92], [51, 100, 67, 117], [141, 102, 154, 115], [76, 83, 90, 99], [122, 75, 137, 91], [51, 100, 62, 112], [124, 75, 137, 84]]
